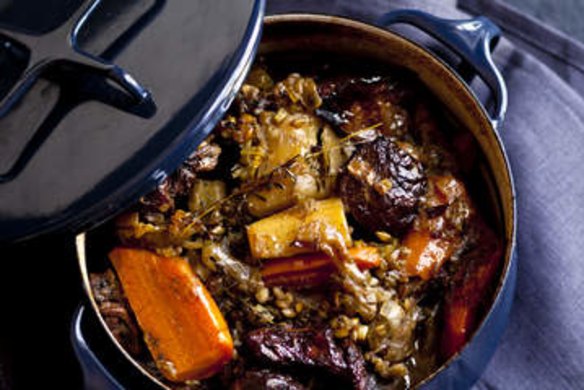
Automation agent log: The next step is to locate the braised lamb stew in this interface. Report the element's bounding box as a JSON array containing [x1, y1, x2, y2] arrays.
[[89, 57, 503, 389]]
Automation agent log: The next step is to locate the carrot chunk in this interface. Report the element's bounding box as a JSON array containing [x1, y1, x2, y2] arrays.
[[403, 230, 454, 281], [109, 248, 233, 382], [348, 246, 383, 269], [260, 246, 382, 288]]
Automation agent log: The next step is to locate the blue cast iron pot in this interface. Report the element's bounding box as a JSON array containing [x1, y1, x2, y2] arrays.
[[72, 10, 517, 390]]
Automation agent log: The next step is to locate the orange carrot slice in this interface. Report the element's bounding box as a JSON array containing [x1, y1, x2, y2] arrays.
[[260, 246, 382, 287], [109, 248, 233, 382], [403, 230, 454, 281]]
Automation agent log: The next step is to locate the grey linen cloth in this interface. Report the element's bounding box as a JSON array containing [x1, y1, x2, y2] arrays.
[[266, 1, 584, 389]]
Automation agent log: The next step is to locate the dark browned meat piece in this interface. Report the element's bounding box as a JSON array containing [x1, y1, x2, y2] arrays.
[[183, 141, 222, 174], [231, 370, 307, 390], [90, 270, 143, 356], [245, 327, 372, 390], [245, 327, 347, 376], [140, 141, 221, 212], [339, 137, 426, 236], [343, 341, 376, 390], [139, 179, 174, 214], [317, 74, 415, 137]]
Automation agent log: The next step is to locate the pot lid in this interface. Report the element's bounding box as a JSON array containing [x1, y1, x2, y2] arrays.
[[0, 0, 264, 243]]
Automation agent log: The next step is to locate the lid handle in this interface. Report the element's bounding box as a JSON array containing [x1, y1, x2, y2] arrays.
[[0, 0, 150, 118]]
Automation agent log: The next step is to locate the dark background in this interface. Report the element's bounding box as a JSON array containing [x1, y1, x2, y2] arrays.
[[0, 236, 82, 389]]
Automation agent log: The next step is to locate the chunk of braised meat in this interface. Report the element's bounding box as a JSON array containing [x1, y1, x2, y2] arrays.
[[140, 141, 221, 212], [339, 137, 426, 236], [231, 370, 307, 390], [343, 340, 376, 390], [90, 270, 142, 356], [244, 327, 373, 390], [139, 179, 174, 214], [245, 327, 346, 376], [317, 74, 415, 137]]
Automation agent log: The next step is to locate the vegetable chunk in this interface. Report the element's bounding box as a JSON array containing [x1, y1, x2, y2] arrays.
[[403, 230, 454, 281], [247, 198, 352, 259], [109, 248, 233, 382], [261, 246, 383, 288]]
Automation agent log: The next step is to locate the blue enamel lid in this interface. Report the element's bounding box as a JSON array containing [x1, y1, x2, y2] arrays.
[[0, 0, 265, 243]]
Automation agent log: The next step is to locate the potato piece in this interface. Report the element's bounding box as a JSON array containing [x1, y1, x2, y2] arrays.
[[247, 172, 296, 218], [257, 109, 319, 176], [247, 198, 352, 259], [248, 168, 328, 218], [235, 109, 320, 181], [109, 248, 233, 382]]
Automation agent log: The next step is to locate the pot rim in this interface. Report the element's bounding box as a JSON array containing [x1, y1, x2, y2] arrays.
[[78, 13, 517, 389]]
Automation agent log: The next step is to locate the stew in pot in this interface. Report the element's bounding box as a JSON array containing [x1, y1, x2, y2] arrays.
[[90, 58, 503, 389]]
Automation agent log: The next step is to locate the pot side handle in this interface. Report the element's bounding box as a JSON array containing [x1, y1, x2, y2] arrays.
[[71, 305, 124, 390], [378, 9, 508, 129]]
